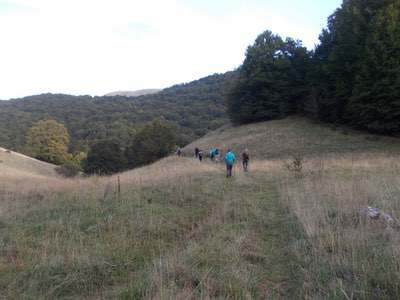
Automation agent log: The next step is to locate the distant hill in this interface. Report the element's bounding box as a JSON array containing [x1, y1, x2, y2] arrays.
[[0, 146, 57, 177], [104, 89, 161, 97], [0, 71, 237, 153]]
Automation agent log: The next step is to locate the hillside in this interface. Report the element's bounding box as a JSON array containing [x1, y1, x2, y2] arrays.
[[0, 146, 57, 178], [1, 118, 400, 298], [185, 117, 400, 159], [0, 71, 237, 153], [104, 89, 161, 97]]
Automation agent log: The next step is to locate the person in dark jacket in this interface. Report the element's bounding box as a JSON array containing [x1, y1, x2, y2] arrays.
[[198, 150, 204, 162], [242, 149, 250, 172], [194, 147, 199, 158]]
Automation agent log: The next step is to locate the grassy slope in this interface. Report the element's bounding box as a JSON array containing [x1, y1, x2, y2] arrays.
[[184, 116, 400, 159], [0, 147, 57, 178], [1, 118, 400, 299]]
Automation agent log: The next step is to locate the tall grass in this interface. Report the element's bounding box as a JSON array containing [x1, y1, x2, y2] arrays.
[[281, 154, 400, 299], [0, 158, 222, 298], [0, 157, 304, 299]]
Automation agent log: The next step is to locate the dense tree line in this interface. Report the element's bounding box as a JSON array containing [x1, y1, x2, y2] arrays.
[[84, 120, 176, 175], [228, 0, 400, 134], [0, 72, 236, 153], [25, 118, 176, 175], [227, 31, 309, 123]]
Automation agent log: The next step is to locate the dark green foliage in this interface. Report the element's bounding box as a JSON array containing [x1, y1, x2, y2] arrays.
[[0, 72, 236, 153], [125, 120, 176, 168], [347, 0, 400, 132], [229, 1, 400, 134], [226, 31, 309, 124], [307, 0, 400, 133], [55, 162, 81, 178], [84, 140, 126, 175]]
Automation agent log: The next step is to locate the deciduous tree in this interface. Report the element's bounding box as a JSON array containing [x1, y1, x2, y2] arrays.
[[26, 119, 70, 164]]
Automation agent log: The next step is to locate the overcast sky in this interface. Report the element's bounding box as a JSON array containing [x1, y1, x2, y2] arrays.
[[0, 0, 342, 100]]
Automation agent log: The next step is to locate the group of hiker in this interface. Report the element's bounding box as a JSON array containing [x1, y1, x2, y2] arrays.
[[192, 146, 250, 178]]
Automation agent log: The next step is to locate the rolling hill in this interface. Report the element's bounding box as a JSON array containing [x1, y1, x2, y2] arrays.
[[184, 116, 400, 159], [0, 71, 237, 153], [1, 117, 400, 298], [0, 146, 57, 178]]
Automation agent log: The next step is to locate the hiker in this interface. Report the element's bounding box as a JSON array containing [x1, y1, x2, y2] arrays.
[[210, 148, 216, 161], [194, 147, 199, 158], [242, 149, 250, 172], [214, 148, 220, 162], [224, 149, 236, 177], [198, 150, 204, 162], [176, 147, 182, 157]]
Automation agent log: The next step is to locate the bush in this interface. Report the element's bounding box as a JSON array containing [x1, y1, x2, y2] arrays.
[[125, 120, 176, 168], [84, 140, 127, 175], [56, 163, 81, 178]]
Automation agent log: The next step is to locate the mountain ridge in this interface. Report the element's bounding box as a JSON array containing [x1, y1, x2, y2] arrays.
[[104, 89, 161, 97]]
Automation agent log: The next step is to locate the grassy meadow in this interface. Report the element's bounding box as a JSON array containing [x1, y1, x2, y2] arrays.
[[1, 117, 400, 299]]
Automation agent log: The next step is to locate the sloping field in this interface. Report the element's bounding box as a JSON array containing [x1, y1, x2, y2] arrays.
[[185, 116, 400, 159], [1, 118, 400, 299], [0, 147, 57, 178]]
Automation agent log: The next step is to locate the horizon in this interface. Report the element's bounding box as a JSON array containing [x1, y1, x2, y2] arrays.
[[0, 0, 342, 100]]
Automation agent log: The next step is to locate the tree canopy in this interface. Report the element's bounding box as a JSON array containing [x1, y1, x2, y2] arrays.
[[307, 0, 400, 132], [125, 120, 177, 168], [0, 72, 236, 154], [227, 0, 400, 134], [226, 31, 309, 124], [84, 140, 126, 175], [26, 119, 70, 165]]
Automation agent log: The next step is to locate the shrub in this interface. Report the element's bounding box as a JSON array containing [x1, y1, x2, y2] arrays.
[[84, 140, 126, 175], [56, 163, 81, 178], [125, 120, 176, 168]]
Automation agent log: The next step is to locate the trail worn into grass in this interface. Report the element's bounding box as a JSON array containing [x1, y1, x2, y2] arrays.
[[0, 159, 304, 299], [120, 169, 304, 299]]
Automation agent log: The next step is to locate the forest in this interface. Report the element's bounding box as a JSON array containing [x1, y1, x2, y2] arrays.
[[0, 72, 236, 153], [227, 0, 400, 133]]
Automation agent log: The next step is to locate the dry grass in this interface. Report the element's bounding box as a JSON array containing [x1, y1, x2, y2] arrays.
[[0, 154, 303, 299], [2, 118, 400, 299], [0, 157, 222, 299], [184, 117, 400, 160], [0, 147, 57, 177], [280, 155, 400, 298]]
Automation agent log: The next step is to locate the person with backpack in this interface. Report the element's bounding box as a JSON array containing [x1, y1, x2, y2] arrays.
[[224, 149, 236, 178], [198, 150, 204, 162], [210, 148, 216, 161], [214, 148, 220, 162], [242, 149, 250, 172]]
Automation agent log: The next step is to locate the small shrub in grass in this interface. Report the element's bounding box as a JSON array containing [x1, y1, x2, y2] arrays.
[[56, 163, 81, 177], [284, 155, 303, 173]]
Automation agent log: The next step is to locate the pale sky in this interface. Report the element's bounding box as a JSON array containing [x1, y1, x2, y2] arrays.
[[0, 0, 342, 100]]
